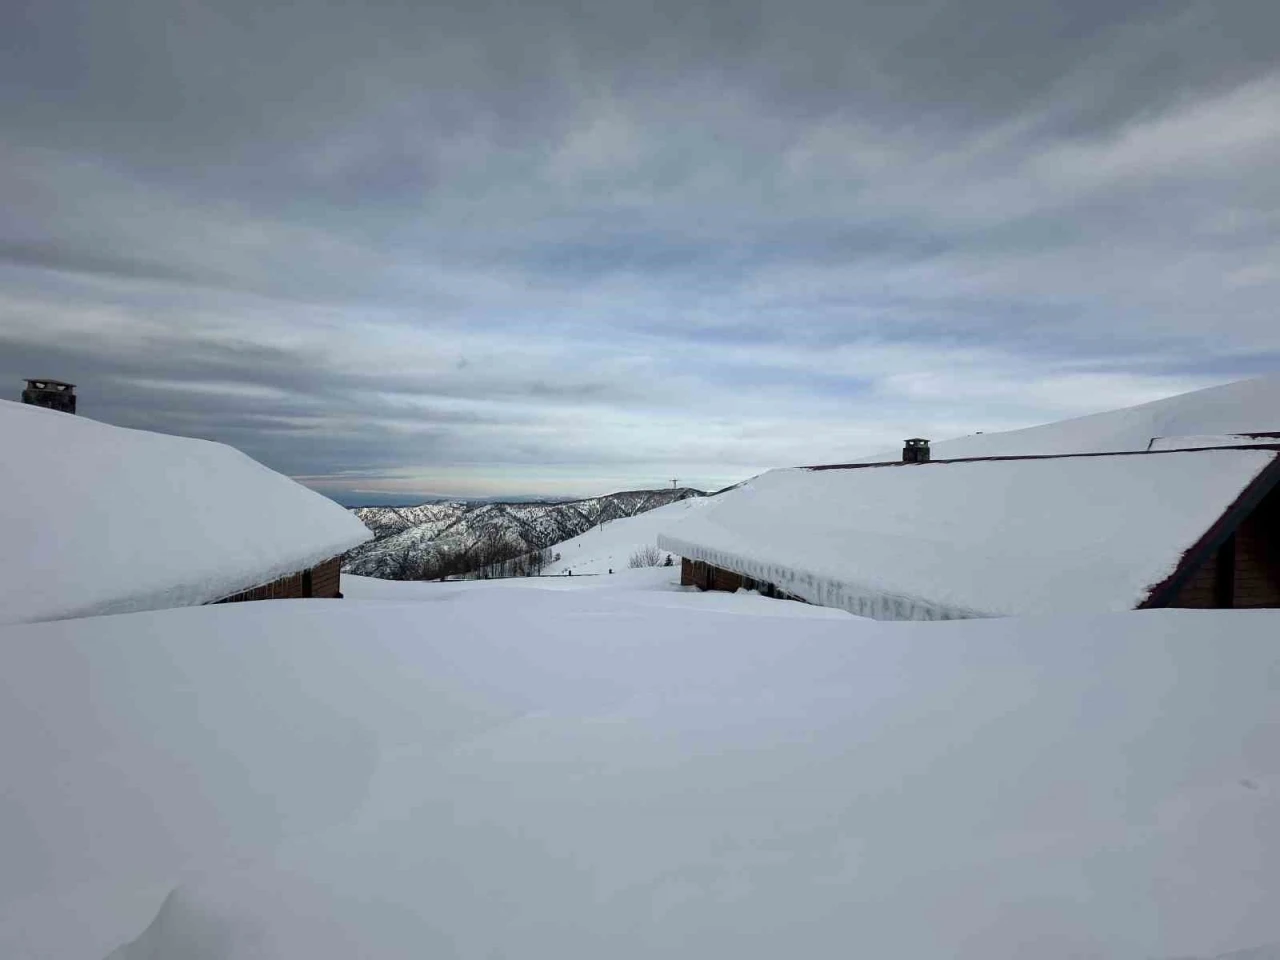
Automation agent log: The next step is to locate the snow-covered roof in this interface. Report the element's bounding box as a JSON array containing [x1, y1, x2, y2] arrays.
[[1147, 433, 1280, 451], [658, 448, 1280, 619], [0, 401, 372, 624], [851, 375, 1280, 461]]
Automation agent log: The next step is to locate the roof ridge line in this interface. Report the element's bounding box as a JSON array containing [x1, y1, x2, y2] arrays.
[[804, 444, 1280, 471]]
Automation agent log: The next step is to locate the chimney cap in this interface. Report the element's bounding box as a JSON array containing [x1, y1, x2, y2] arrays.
[[902, 437, 931, 463], [21, 378, 78, 414]]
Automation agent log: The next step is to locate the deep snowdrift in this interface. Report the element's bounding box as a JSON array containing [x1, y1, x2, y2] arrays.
[[1, 593, 1277, 960], [344, 567, 855, 618], [0, 400, 371, 624]]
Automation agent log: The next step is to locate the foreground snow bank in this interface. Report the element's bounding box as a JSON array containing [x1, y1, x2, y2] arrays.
[[342, 567, 853, 618], [538, 495, 715, 575], [1, 595, 1277, 960]]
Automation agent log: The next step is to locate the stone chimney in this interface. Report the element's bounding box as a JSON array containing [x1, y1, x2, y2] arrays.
[[22, 379, 77, 414], [902, 438, 930, 463]]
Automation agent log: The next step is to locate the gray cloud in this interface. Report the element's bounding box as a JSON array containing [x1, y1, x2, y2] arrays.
[[1, 0, 1278, 499]]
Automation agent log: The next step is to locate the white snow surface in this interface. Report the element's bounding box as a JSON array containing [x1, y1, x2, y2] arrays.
[[659, 449, 1277, 619], [851, 375, 1280, 462], [345, 567, 854, 617], [0, 400, 371, 624], [1147, 434, 1280, 451], [0, 594, 1277, 960], [538, 495, 716, 575]]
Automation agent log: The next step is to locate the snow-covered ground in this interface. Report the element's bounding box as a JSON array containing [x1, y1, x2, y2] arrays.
[[1, 589, 1277, 960], [534, 494, 716, 575], [346, 568, 854, 618]]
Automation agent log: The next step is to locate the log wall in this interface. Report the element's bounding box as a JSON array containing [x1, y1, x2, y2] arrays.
[[214, 556, 345, 604]]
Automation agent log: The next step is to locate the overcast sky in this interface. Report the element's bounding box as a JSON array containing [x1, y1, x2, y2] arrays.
[[2, 0, 1278, 502]]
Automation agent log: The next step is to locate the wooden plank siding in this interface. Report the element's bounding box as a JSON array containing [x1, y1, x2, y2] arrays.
[[681, 558, 743, 592], [310, 556, 343, 598], [1168, 548, 1220, 608], [214, 556, 345, 605], [1168, 483, 1280, 609], [1232, 483, 1280, 607], [680, 557, 696, 587], [680, 557, 799, 603]]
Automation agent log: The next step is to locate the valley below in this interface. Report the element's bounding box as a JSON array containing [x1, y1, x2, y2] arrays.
[[344, 487, 705, 580]]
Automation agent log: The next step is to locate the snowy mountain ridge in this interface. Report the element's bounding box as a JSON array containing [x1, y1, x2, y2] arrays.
[[345, 487, 706, 579]]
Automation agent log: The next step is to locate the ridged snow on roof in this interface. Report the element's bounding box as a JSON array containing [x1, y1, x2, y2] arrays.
[[659, 448, 1279, 620], [852, 375, 1280, 462], [0, 400, 371, 624], [1146, 433, 1280, 451]]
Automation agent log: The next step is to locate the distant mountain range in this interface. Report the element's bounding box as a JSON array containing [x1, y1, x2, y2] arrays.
[[344, 487, 706, 579], [335, 492, 589, 508]]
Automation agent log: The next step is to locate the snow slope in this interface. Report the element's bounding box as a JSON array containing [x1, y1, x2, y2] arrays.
[[538, 494, 717, 575], [659, 448, 1278, 619], [852, 375, 1280, 462], [344, 488, 705, 579], [344, 567, 854, 618], [1, 595, 1278, 960], [0, 401, 371, 624]]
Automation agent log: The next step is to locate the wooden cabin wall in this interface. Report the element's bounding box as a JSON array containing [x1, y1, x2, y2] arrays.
[[1233, 483, 1280, 607], [309, 557, 343, 598], [1167, 549, 1221, 608], [215, 556, 345, 604], [1168, 483, 1280, 609]]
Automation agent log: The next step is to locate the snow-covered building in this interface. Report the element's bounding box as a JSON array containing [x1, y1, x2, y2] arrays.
[[0, 400, 372, 625], [658, 443, 1280, 620]]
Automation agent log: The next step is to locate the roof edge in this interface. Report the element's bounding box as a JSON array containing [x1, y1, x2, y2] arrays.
[[805, 444, 1280, 472], [1147, 432, 1280, 450], [1139, 454, 1280, 609], [657, 532, 990, 622]]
